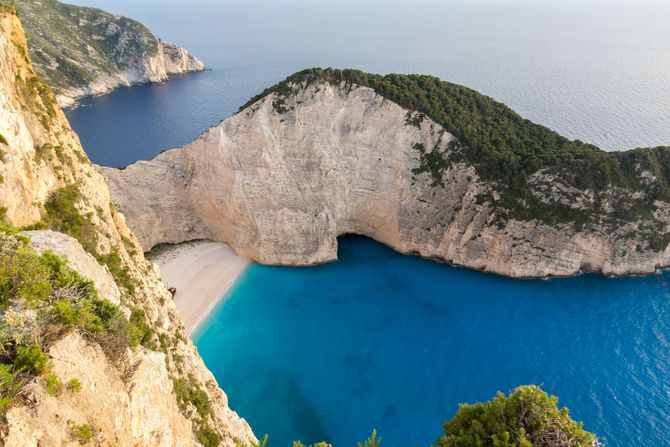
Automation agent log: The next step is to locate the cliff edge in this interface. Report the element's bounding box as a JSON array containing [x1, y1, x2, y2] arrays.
[[0, 6, 253, 445], [102, 68, 670, 278]]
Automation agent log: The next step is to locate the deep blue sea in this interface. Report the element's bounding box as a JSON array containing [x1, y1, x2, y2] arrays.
[[195, 237, 670, 447], [61, 1, 670, 445]]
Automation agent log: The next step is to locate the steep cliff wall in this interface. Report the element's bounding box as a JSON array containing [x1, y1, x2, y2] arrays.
[[0, 8, 254, 446], [102, 72, 670, 278], [15, 0, 205, 108]]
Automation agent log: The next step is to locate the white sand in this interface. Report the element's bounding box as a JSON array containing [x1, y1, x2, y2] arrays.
[[151, 241, 249, 335]]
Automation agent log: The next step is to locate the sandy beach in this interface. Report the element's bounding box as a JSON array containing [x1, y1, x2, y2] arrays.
[[151, 241, 249, 334]]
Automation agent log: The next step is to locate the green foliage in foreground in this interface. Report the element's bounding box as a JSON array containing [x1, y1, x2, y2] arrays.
[[0, 228, 148, 415], [0, 1, 17, 16], [438, 385, 598, 447], [243, 68, 670, 239], [27, 185, 138, 297], [38, 186, 97, 255]]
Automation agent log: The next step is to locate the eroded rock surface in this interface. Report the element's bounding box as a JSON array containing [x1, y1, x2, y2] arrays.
[[103, 81, 670, 278]]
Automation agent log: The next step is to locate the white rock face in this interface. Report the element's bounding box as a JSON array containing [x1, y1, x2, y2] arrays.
[[55, 40, 205, 108], [4, 334, 193, 447], [102, 81, 670, 278]]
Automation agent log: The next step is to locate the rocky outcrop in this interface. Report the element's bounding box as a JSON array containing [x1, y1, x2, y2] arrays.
[[0, 9, 254, 446], [16, 0, 205, 108], [102, 80, 670, 278], [4, 332, 194, 447], [26, 230, 123, 305]]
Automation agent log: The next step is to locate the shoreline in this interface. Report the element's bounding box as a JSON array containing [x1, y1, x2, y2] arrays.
[[150, 240, 250, 335]]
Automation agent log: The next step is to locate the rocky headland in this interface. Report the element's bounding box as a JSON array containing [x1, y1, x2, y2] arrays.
[[102, 68, 670, 279], [0, 6, 253, 445], [15, 0, 204, 108]]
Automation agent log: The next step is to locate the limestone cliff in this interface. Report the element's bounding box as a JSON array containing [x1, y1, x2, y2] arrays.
[[15, 0, 205, 108], [102, 69, 670, 278], [0, 7, 254, 446]]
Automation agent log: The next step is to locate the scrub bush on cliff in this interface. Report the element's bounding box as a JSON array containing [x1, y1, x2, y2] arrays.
[[437, 385, 598, 447], [0, 229, 148, 414]]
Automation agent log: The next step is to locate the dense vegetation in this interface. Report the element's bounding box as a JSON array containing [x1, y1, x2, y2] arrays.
[[244, 68, 670, 244], [25, 185, 139, 298], [0, 1, 17, 15], [0, 224, 146, 417], [439, 386, 597, 447]]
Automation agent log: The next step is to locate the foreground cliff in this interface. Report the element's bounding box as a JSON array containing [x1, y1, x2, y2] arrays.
[[103, 68, 670, 278], [15, 0, 204, 108], [0, 7, 254, 445]]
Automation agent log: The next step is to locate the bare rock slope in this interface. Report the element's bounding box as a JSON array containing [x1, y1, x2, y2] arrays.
[[103, 71, 670, 278], [16, 0, 205, 108], [0, 8, 254, 445]]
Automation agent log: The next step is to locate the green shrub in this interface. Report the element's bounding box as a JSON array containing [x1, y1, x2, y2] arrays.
[[40, 186, 98, 255], [89, 299, 142, 359], [173, 375, 211, 419], [37, 185, 143, 294], [0, 364, 23, 413], [68, 421, 93, 443], [196, 424, 222, 447], [34, 143, 52, 163], [0, 133, 7, 145], [358, 430, 380, 447], [66, 378, 82, 392], [44, 371, 63, 396], [0, 2, 18, 16], [172, 373, 225, 446], [437, 385, 597, 447], [13, 344, 49, 374], [236, 434, 268, 447], [128, 308, 152, 347], [96, 250, 135, 296], [292, 441, 329, 447], [0, 232, 147, 416], [0, 239, 51, 307]]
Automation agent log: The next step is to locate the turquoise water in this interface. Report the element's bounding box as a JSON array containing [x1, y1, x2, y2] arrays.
[[195, 236, 670, 447]]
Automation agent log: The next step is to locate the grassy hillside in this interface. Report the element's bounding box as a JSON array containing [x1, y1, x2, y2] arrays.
[[14, 0, 160, 93]]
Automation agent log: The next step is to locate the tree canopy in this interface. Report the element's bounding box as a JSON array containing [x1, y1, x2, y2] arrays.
[[438, 385, 598, 447]]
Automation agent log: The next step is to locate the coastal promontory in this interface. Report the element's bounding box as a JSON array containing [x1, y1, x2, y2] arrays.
[[102, 68, 670, 278], [15, 0, 205, 108]]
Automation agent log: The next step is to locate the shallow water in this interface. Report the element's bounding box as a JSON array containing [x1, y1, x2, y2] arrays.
[[195, 236, 670, 447], [65, 0, 670, 167]]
